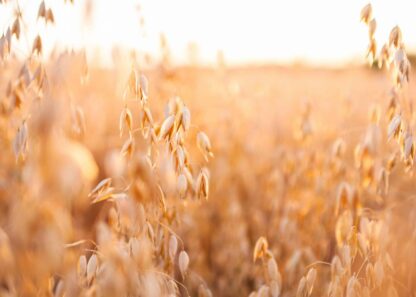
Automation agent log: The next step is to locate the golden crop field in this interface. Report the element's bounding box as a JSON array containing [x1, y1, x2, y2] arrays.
[[0, 1, 415, 297]]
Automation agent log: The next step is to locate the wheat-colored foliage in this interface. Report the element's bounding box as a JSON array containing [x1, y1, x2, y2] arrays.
[[0, 1, 415, 297]]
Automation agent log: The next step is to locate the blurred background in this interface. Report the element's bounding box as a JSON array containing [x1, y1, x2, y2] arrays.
[[1, 1, 416, 297], [1, 0, 416, 67]]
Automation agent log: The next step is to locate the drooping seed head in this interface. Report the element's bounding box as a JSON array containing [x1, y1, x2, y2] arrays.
[[159, 115, 175, 141], [119, 106, 133, 137], [86, 254, 98, 283], [169, 235, 178, 262], [181, 106, 191, 132], [38, 1, 46, 19], [177, 173, 187, 197], [368, 19, 376, 38], [46, 8, 54, 24], [306, 268, 317, 295], [253, 236, 268, 262], [178, 250, 189, 278], [32, 35, 42, 55], [195, 168, 209, 200], [389, 26, 402, 48], [360, 4, 372, 24], [11, 18, 20, 39], [197, 131, 214, 160]]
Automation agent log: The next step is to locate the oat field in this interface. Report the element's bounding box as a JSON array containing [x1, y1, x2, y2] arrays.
[[0, 1, 415, 297]]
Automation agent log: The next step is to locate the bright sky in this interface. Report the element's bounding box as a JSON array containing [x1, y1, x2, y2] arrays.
[[1, 0, 416, 66]]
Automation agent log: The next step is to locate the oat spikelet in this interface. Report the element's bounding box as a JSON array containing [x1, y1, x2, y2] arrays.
[[177, 173, 187, 197], [46, 8, 54, 24], [32, 35, 42, 54], [306, 268, 317, 295], [296, 276, 307, 297], [360, 3, 372, 24], [89, 178, 112, 198], [253, 236, 268, 262], [38, 1, 46, 19], [121, 136, 135, 158], [178, 250, 189, 278], [169, 235, 178, 262], [86, 254, 98, 283], [389, 26, 402, 48], [267, 258, 280, 282], [77, 255, 87, 278], [13, 120, 28, 161], [119, 106, 133, 137], [197, 131, 214, 160], [181, 106, 191, 132], [159, 115, 175, 141], [368, 19, 376, 38], [72, 106, 86, 137], [195, 168, 209, 200], [387, 115, 401, 140], [11, 19, 20, 39]]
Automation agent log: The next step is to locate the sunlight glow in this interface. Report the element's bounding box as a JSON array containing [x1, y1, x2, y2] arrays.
[[1, 0, 416, 66]]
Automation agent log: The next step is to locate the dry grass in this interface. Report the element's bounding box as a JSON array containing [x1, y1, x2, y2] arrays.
[[0, 1, 415, 297]]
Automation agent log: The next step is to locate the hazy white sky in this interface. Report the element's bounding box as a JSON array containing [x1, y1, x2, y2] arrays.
[[2, 0, 416, 65]]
